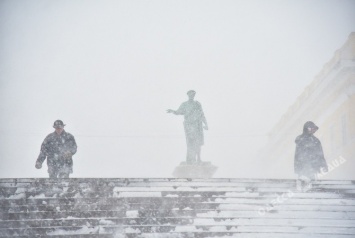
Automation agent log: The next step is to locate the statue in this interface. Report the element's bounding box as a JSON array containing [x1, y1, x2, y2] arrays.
[[167, 90, 208, 164]]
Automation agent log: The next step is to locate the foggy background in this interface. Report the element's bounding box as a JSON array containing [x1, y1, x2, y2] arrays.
[[1, 0, 354, 178]]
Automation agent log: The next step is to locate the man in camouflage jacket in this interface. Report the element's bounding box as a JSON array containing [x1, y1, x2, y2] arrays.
[[35, 120, 77, 178]]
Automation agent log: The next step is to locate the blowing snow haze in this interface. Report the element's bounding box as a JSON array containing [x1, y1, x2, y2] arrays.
[[0, 0, 354, 178]]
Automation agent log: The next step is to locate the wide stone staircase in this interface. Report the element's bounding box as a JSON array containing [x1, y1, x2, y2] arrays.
[[0, 178, 355, 237]]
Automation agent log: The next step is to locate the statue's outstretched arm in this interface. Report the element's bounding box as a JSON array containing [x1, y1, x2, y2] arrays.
[[167, 109, 183, 115], [166, 109, 178, 115], [167, 103, 185, 115]]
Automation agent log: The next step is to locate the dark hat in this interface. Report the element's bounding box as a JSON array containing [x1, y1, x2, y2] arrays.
[[303, 121, 318, 133], [187, 90, 196, 95], [53, 120, 65, 128]]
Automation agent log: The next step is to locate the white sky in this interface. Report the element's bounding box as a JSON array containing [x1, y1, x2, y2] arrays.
[[1, 0, 354, 178]]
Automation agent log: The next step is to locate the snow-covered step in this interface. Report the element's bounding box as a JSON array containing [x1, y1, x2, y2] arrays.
[[2, 189, 353, 200], [1, 177, 353, 182], [212, 197, 355, 205], [1, 225, 355, 236], [3, 232, 355, 238], [1, 217, 354, 228], [1, 178, 353, 187], [2, 209, 355, 221], [2, 197, 355, 209], [2, 203, 355, 214], [2, 182, 354, 189], [1, 215, 354, 230]]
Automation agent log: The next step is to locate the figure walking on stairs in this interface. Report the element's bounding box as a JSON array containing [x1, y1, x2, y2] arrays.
[[35, 120, 77, 178], [167, 90, 208, 164], [294, 121, 328, 190]]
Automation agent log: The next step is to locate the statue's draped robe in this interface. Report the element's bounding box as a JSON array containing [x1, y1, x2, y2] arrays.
[[176, 100, 206, 163]]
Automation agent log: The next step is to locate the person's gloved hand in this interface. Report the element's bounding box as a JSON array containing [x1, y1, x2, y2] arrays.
[[35, 161, 42, 169]]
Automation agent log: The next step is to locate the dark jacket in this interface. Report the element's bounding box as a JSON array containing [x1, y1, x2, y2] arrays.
[[36, 130, 77, 174], [294, 121, 327, 177]]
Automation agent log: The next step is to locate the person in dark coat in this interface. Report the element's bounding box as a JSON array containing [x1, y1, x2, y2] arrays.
[[35, 120, 77, 178], [294, 121, 328, 181], [167, 90, 208, 164]]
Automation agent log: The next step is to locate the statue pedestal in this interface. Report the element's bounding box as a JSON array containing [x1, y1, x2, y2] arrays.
[[173, 161, 218, 178]]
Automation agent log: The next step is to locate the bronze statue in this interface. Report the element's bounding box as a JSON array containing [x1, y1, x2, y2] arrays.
[[167, 90, 208, 164]]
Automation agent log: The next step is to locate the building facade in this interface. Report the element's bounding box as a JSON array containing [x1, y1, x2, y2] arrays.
[[260, 32, 355, 180]]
